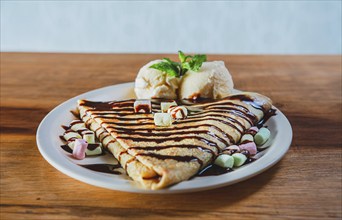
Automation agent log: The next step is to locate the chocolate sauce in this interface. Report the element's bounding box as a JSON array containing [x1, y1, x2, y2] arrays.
[[117, 135, 220, 153], [229, 94, 266, 113], [257, 108, 277, 128], [70, 120, 83, 126], [189, 112, 247, 130], [244, 157, 256, 164], [129, 145, 216, 156], [80, 164, 122, 175], [94, 115, 153, 121], [191, 108, 255, 125], [175, 117, 244, 135], [61, 125, 70, 130], [197, 164, 232, 176], [59, 135, 66, 142], [61, 144, 73, 153], [134, 104, 151, 113], [143, 175, 162, 183], [103, 121, 155, 126], [79, 100, 135, 110], [60, 143, 102, 153], [117, 130, 229, 148], [136, 153, 203, 167], [87, 143, 101, 151], [62, 95, 277, 180], [107, 124, 236, 144]]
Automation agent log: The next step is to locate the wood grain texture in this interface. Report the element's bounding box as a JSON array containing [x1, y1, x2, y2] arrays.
[[1, 53, 341, 219]]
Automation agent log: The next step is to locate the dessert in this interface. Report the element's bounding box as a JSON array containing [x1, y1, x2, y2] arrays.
[[179, 61, 234, 99], [59, 51, 276, 190], [76, 92, 273, 189], [134, 51, 234, 100], [135, 60, 180, 99]]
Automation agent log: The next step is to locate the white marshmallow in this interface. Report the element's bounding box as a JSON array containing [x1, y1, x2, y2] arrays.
[[154, 113, 172, 126], [168, 106, 188, 119], [134, 100, 152, 113], [161, 101, 177, 113]]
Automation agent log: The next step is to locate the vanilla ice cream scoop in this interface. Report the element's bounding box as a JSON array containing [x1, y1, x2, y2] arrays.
[[135, 60, 180, 99], [179, 61, 234, 99]]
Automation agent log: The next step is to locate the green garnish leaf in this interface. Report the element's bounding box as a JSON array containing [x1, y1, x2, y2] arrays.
[[149, 50, 207, 77], [187, 54, 207, 72], [149, 61, 179, 77], [178, 51, 186, 63]]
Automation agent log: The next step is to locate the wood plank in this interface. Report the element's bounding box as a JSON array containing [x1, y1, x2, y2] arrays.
[[1, 53, 341, 219]]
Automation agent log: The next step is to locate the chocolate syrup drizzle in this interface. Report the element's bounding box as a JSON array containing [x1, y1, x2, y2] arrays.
[[72, 94, 276, 177], [80, 164, 122, 175]]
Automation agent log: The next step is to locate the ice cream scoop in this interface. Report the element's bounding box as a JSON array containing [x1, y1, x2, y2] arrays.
[[135, 60, 180, 99], [179, 61, 234, 99]]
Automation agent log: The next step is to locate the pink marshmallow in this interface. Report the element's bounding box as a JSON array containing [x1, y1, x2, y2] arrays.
[[247, 126, 259, 136], [239, 141, 257, 155], [249, 126, 259, 133], [72, 139, 88, 160]]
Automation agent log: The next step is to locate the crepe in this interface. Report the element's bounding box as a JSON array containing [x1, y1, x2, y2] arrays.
[[77, 92, 272, 189]]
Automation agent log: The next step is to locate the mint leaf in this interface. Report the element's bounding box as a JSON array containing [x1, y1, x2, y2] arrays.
[[163, 58, 181, 69], [178, 51, 186, 63], [149, 51, 207, 77], [149, 61, 179, 77], [188, 54, 207, 71], [178, 50, 192, 63]]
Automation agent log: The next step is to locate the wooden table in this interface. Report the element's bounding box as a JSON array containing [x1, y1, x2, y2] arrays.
[[1, 53, 341, 219]]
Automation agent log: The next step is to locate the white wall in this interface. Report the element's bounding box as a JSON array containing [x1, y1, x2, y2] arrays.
[[1, 1, 341, 54]]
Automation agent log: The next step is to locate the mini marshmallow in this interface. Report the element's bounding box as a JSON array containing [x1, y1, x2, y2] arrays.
[[254, 127, 271, 145], [72, 139, 88, 160], [82, 131, 95, 144], [239, 141, 257, 155], [214, 154, 234, 168], [161, 101, 177, 113], [226, 145, 240, 151], [222, 145, 240, 155], [240, 134, 254, 143], [168, 106, 188, 119], [154, 113, 173, 127], [63, 130, 82, 142], [70, 120, 86, 131], [134, 100, 151, 113], [248, 126, 259, 136], [68, 142, 102, 156], [232, 153, 247, 167], [86, 143, 103, 156]]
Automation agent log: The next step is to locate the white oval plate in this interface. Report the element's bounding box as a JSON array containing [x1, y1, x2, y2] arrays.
[[36, 82, 292, 194]]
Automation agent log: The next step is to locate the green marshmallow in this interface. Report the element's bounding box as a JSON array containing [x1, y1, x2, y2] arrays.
[[240, 134, 254, 143], [254, 127, 271, 146], [232, 153, 247, 167], [214, 154, 234, 168]]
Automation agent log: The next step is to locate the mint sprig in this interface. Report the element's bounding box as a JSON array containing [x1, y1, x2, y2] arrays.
[[149, 51, 207, 77]]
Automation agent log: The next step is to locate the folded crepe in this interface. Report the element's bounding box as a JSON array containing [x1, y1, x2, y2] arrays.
[[77, 92, 272, 190]]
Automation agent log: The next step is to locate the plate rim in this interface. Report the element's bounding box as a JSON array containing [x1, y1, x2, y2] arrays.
[[36, 82, 293, 194]]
